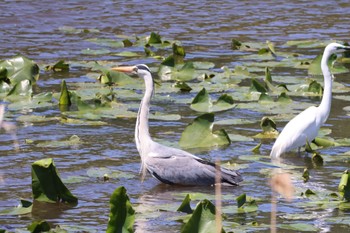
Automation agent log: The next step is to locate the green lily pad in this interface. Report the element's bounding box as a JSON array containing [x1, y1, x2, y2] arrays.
[[175, 81, 192, 92], [250, 78, 268, 93], [59, 80, 71, 106], [35, 135, 82, 148], [308, 53, 349, 76], [31, 158, 78, 204], [7, 92, 55, 111], [179, 113, 231, 149], [158, 62, 196, 81], [115, 51, 140, 57], [253, 117, 279, 139], [45, 60, 69, 72], [27, 220, 51, 233], [147, 32, 162, 44], [190, 88, 236, 113], [338, 170, 350, 201], [0, 55, 39, 85], [181, 199, 225, 233], [177, 194, 193, 214], [0, 199, 32, 216], [81, 48, 110, 55], [107, 186, 135, 233], [86, 38, 125, 48], [280, 223, 318, 232]]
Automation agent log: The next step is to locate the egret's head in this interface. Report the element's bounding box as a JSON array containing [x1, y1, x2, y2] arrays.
[[325, 42, 350, 54], [111, 64, 151, 78]]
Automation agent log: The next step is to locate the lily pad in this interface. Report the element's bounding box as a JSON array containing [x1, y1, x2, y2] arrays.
[[45, 60, 69, 72], [158, 62, 196, 81], [0, 199, 32, 216], [107, 186, 135, 233], [0, 55, 39, 85], [31, 158, 78, 204], [179, 113, 231, 149], [190, 88, 236, 113], [181, 199, 225, 233], [308, 53, 349, 76], [35, 135, 82, 148], [177, 194, 193, 214]]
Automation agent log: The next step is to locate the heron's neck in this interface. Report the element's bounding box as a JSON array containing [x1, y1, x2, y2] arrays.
[[318, 52, 333, 123], [135, 74, 154, 156]]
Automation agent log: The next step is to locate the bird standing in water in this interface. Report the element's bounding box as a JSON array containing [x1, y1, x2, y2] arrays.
[[112, 64, 242, 185], [270, 42, 350, 158]]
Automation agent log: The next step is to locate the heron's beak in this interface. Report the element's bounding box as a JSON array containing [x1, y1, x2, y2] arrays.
[[111, 66, 135, 73]]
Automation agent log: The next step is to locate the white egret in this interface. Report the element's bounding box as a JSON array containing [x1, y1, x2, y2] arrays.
[[112, 64, 242, 185], [270, 42, 350, 158]]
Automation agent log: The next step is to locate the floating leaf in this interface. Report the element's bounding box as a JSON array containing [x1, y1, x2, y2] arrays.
[[27, 220, 51, 233], [0, 55, 39, 85], [251, 142, 261, 153], [280, 223, 318, 232], [0, 199, 32, 216], [302, 168, 310, 182], [175, 81, 192, 92], [81, 48, 110, 55], [179, 113, 231, 148], [100, 70, 138, 85], [236, 193, 246, 208], [338, 170, 350, 201], [6, 79, 32, 97], [308, 53, 349, 76], [115, 51, 140, 57], [277, 92, 292, 103], [173, 43, 186, 64], [266, 40, 276, 55], [181, 199, 225, 233], [59, 80, 71, 107], [250, 78, 267, 93], [253, 117, 278, 138], [190, 88, 236, 113], [31, 158, 78, 204], [147, 32, 162, 44], [308, 80, 323, 95], [312, 152, 324, 166], [107, 186, 135, 233], [159, 62, 196, 81], [45, 60, 69, 72], [36, 135, 82, 148], [177, 194, 193, 214]]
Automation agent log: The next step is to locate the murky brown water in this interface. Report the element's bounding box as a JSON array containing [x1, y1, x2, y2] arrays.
[[1, 1, 350, 232]]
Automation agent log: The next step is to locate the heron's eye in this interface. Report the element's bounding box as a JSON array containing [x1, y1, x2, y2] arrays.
[[133, 67, 138, 72]]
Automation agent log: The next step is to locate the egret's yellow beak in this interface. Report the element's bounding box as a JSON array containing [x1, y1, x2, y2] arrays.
[[111, 66, 135, 73]]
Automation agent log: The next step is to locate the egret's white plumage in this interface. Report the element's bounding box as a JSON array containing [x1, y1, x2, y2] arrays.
[[112, 64, 242, 185], [270, 43, 350, 158]]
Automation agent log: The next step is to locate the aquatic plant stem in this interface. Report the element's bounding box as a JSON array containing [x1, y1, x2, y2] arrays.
[[215, 159, 222, 233]]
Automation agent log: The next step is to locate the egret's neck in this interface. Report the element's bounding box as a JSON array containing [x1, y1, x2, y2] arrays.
[[135, 74, 154, 157], [318, 52, 333, 123]]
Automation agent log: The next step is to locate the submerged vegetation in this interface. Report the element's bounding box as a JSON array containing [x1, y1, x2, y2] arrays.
[[1, 31, 350, 232]]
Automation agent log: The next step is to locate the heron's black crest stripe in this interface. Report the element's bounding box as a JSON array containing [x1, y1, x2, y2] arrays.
[[136, 64, 151, 73]]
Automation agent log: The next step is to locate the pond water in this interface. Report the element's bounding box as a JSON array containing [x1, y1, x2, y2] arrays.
[[1, 0, 350, 232]]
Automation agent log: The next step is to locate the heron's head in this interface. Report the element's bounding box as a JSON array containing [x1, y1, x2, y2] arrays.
[[111, 64, 151, 78], [325, 42, 350, 54]]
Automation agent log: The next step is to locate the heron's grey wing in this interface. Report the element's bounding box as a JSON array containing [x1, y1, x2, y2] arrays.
[[145, 144, 242, 186]]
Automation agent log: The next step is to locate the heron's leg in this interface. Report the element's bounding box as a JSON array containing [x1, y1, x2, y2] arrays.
[[298, 147, 301, 155]]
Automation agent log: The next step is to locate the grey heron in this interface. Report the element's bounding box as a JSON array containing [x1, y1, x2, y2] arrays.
[[270, 42, 350, 158], [112, 64, 242, 186]]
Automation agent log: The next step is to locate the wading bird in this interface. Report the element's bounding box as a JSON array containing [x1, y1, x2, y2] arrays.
[[270, 42, 350, 158], [112, 64, 242, 185]]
